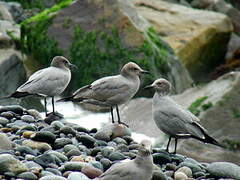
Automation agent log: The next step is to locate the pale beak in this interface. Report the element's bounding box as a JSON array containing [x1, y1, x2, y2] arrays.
[[140, 70, 150, 74], [144, 84, 154, 90], [68, 63, 78, 70]]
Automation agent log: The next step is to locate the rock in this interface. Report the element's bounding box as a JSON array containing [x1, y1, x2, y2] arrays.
[[113, 137, 127, 145], [66, 149, 82, 158], [27, 109, 43, 120], [76, 134, 96, 148], [0, 2, 14, 22], [100, 158, 113, 171], [22, 131, 35, 138], [207, 162, 240, 179], [153, 153, 172, 165], [39, 175, 67, 180], [99, 124, 131, 140], [74, 126, 90, 133], [45, 168, 62, 176], [0, 117, 9, 126], [94, 131, 111, 142], [176, 166, 192, 177], [51, 121, 65, 130], [67, 172, 90, 180], [34, 153, 60, 168], [31, 131, 56, 144], [15, 145, 38, 156], [0, 154, 28, 175], [24, 161, 43, 171], [0, 105, 24, 115], [152, 169, 168, 180], [60, 126, 77, 135], [17, 171, 38, 180], [64, 162, 87, 171], [0, 133, 12, 150], [47, 151, 68, 162], [64, 144, 79, 153], [21, 115, 36, 123], [22, 139, 52, 152], [133, 0, 233, 81], [54, 138, 72, 149], [109, 152, 126, 161], [174, 171, 188, 180], [1, 111, 14, 119], [81, 165, 103, 179]]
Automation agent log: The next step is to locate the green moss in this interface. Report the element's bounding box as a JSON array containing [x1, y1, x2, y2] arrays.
[[188, 96, 208, 116], [231, 108, 240, 118], [223, 139, 240, 151], [201, 101, 213, 111], [20, 0, 73, 66]]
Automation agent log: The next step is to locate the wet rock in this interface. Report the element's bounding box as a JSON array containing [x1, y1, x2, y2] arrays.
[[74, 126, 89, 133], [17, 171, 38, 180], [60, 126, 76, 135], [109, 151, 126, 161], [22, 139, 52, 152], [1, 111, 14, 119], [15, 145, 38, 156], [207, 162, 240, 179], [94, 131, 110, 142], [34, 153, 60, 168], [76, 134, 96, 148], [0, 133, 12, 150], [51, 121, 65, 130], [39, 175, 67, 180], [21, 115, 36, 123], [174, 171, 188, 180], [24, 161, 43, 171], [153, 153, 172, 165], [54, 138, 72, 149], [100, 158, 112, 171], [47, 151, 68, 162], [27, 109, 43, 120], [45, 168, 62, 176], [0, 117, 9, 126], [0, 154, 28, 175], [22, 131, 35, 138], [178, 162, 203, 174], [67, 172, 90, 180], [44, 113, 63, 124], [113, 137, 127, 145], [90, 161, 104, 171], [63, 144, 79, 153], [176, 166, 192, 178], [64, 162, 87, 171], [31, 131, 56, 144], [66, 149, 82, 158], [81, 165, 103, 179], [0, 105, 23, 115]]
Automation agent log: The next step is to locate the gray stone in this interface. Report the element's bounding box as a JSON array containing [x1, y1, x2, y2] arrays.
[[76, 134, 96, 148], [64, 144, 79, 153], [45, 168, 62, 176], [100, 158, 112, 171], [17, 171, 38, 180], [21, 115, 35, 123], [109, 151, 126, 161], [27, 109, 43, 120], [39, 175, 67, 180], [152, 169, 168, 180], [60, 126, 77, 135], [15, 145, 38, 156], [94, 131, 110, 142], [67, 172, 90, 180], [0, 117, 9, 126], [207, 162, 240, 179], [54, 138, 72, 149], [51, 121, 65, 130], [153, 153, 172, 165], [47, 151, 68, 162], [0, 154, 28, 175], [24, 161, 43, 171], [31, 131, 56, 144], [0, 133, 12, 150], [66, 149, 81, 158], [64, 162, 87, 171]]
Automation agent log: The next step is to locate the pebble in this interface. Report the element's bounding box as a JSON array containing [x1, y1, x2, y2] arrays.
[[66, 149, 82, 158], [47, 151, 68, 162], [17, 171, 38, 180], [64, 162, 87, 171], [22, 139, 52, 152], [67, 172, 90, 180], [0, 133, 13, 150], [21, 115, 35, 123], [76, 134, 96, 148], [39, 175, 67, 180], [27, 109, 43, 120], [0, 154, 29, 175], [81, 165, 103, 178], [1, 111, 14, 119], [31, 131, 56, 144], [54, 138, 72, 149], [207, 162, 240, 179], [109, 151, 126, 161], [94, 131, 111, 142], [100, 158, 112, 171], [60, 126, 77, 135], [153, 152, 172, 165], [176, 166, 192, 177], [152, 169, 168, 180], [174, 171, 188, 180], [0, 117, 9, 126]]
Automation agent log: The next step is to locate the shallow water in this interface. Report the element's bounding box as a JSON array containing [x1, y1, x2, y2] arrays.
[[41, 98, 156, 144]]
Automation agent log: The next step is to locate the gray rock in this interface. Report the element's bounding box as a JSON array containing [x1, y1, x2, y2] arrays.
[[31, 131, 56, 144], [0, 133, 12, 150], [73, 126, 89, 133], [17, 171, 38, 180], [100, 158, 113, 171], [24, 161, 43, 171], [39, 175, 67, 180], [0, 117, 9, 126], [21, 115, 36, 123], [54, 138, 72, 149], [64, 162, 87, 171], [47, 151, 68, 162], [109, 151, 126, 161], [27, 109, 43, 120], [34, 153, 61, 167], [66, 149, 81, 158], [45, 168, 62, 176], [76, 134, 96, 148], [113, 137, 127, 145], [60, 126, 77, 135], [1, 111, 14, 119], [64, 144, 79, 153], [51, 121, 65, 130], [15, 145, 38, 156], [90, 161, 104, 171], [207, 162, 240, 179], [94, 131, 111, 142], [152, 169, 168, 180], [153, 153, 172, 165], [0, 154, 28, 175], [67, 172, 90, 180], [0, 105, 24, 115], [178, 162, 203, 174]]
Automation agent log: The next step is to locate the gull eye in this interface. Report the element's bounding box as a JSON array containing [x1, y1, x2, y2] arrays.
[[133, 67, 138, 71]]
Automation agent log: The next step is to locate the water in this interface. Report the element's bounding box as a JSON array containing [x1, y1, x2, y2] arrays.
[[42, 98, 156, 144]]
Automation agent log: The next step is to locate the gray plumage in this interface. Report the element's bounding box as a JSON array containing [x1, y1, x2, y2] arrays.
[[145, 78, 223, 153], [10, 56, 75, 115], [59, 62, 149, 125], [96, 140, 153, 180]]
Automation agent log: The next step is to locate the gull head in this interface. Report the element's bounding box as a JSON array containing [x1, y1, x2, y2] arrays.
[[144, 78, 171, 94], [138, 139, 152, 156], [121, 62, 149, 77], [51, 56, 77, 70]]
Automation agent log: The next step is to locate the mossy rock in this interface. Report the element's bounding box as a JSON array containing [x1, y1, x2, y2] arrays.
[[20, 0, 193, 96]]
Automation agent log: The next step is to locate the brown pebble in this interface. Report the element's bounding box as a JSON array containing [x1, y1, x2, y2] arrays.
[[63, 171, 72, 178], [0, 128, 12, 133], [81, 165, 103, 179], [23, 131, 35, 139]]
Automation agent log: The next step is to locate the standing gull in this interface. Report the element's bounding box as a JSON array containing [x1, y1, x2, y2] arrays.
[[8, 56, 76, 115], [145, 78, 223, 153], [58, 62, 149, 126], [96, 140, 153, 180]]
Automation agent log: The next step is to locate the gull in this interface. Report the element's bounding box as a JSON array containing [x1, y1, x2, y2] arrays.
[[145, 78, 223, 153], [7, 56, 76, 115], [96, 140, 153, 180], [58, 62, 149, 126]]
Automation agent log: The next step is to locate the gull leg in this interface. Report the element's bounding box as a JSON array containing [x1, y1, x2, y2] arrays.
[[52, 96, 55, 114], [110, 106, 114, 123], [44, 97, 47, 116], [116, 105, 128, 127], [166, 136, 172, 153], [174, 138, 178, 154]]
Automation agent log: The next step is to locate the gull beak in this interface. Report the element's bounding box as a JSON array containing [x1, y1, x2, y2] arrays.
[[140, 70, 150, 74], [68, 63, 78, 70], [144, 84, 154, 90]]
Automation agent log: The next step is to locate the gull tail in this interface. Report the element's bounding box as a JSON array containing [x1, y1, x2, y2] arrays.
[[192, 132, 225, 148], [57, 96, 85, 102]]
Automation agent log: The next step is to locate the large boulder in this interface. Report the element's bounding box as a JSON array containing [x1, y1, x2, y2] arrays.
[[21, 0, 193, 94], [132, 0, 233, 81], [121, 71, 240, 163]]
